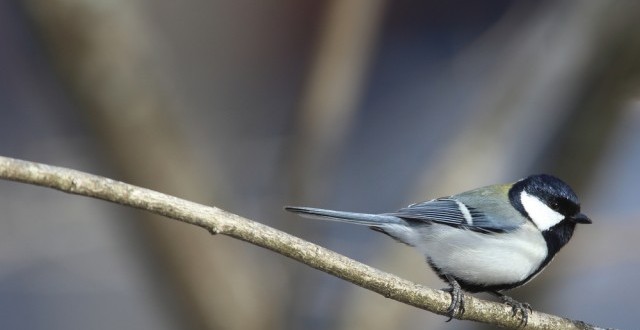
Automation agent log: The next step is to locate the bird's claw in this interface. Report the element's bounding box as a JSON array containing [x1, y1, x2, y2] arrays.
[[443, 275, 465, 321], [499, 294, 531, 327]]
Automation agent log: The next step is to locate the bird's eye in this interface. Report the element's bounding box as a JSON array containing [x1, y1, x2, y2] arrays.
[[550, 201, 560, 210]]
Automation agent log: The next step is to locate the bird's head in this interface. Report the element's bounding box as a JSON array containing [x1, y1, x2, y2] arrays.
[[509, 174, 592, 231]]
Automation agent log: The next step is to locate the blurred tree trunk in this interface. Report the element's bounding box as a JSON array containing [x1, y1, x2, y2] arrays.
[[22, 0, 278, 328]]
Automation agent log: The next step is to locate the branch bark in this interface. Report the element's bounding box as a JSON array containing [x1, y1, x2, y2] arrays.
[[0, 156, 607, 330]]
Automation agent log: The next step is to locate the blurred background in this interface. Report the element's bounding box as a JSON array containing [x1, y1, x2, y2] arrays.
[[0, 0, 638, 329]]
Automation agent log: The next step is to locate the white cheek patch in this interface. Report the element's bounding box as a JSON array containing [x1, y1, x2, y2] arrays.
[[520, 191, 565, 231]]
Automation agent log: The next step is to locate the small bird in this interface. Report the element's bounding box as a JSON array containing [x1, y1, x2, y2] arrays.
[[285, 174, 591, 324]]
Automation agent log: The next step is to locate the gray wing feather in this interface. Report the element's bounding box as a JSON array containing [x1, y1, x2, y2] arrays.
[[386, 198, 519, 233]]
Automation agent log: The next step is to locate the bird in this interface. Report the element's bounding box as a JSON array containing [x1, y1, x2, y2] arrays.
[[284, 174, 591, 325]]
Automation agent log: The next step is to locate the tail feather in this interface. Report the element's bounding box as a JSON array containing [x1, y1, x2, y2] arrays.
[[284, 206, 405, 226]]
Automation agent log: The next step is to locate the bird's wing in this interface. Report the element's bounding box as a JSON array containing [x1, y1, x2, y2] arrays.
[[386, 197, 520, 233]]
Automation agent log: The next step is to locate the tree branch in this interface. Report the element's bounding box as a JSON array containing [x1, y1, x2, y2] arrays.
[[0, 156, 607, 329]]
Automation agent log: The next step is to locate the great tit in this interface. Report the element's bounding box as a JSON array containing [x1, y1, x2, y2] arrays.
[[285, 174, 591, 324]]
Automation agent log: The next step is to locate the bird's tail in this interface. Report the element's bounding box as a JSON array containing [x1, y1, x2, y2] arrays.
[[284, 206, 405, 226]]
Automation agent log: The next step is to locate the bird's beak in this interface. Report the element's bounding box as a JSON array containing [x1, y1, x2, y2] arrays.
[[571, 213, 592, 224]]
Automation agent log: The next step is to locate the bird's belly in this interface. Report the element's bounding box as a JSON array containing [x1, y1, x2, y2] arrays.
[[415, 225, 548, 286]]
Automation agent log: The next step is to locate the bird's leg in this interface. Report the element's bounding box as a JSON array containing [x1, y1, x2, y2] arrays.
[[442, 275, 464, 321], [490, 291, 532, 326]]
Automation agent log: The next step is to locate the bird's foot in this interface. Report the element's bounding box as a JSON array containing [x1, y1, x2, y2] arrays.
[[491, 292, 532, 327], [442, 275, 465, 321]]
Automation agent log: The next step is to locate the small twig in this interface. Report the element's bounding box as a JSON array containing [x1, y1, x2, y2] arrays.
[[0, 156, 608, 329]]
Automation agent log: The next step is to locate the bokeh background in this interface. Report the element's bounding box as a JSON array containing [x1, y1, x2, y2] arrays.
[[0, 0, 639, 329]]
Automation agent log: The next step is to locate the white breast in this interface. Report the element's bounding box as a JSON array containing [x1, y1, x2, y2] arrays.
[[386, 222, 548, 286]]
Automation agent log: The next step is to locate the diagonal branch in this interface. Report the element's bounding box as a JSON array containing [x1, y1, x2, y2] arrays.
[[0, 156, 606, 330]]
